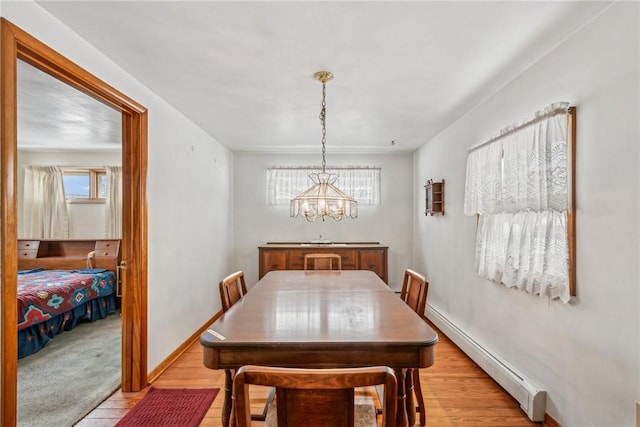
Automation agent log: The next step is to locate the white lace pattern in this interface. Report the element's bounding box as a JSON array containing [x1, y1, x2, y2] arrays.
[[464, 103, 571, 303]]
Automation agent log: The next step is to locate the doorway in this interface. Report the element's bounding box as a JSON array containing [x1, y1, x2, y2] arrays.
[[1, 19, 148, 425], [16, 58, 122, 425]]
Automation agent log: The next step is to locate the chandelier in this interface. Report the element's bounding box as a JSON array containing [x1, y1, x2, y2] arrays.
[[290, 71, 358, 222]]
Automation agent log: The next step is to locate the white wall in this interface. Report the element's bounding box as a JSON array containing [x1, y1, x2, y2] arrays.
[[2, 1, 234, 371], [17, 150, 121, 239], [233, 152, 413, 290], [414, 3, 639, 426]]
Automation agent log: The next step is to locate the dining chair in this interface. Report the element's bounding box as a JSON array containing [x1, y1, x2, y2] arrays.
[[219, 271, 274, 421], [400, 268, 429, 425], [219, 270, 248, 312], [303, 253, 342, 271], [233, 365, 397, 427]]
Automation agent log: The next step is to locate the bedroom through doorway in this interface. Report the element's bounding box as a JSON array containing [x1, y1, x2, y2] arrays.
[[1, 19, 148, 426], [16, 58, 123, 426]]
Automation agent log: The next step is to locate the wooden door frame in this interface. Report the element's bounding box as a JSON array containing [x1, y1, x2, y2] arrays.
[[1, 19, 148, 425]]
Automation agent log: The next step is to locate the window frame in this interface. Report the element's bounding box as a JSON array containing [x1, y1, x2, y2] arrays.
[[567, 106, 576, 297], [61, 167, 107, 204]]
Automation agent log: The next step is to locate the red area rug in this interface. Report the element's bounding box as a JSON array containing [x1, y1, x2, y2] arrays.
[[116, 387, 219, 426]]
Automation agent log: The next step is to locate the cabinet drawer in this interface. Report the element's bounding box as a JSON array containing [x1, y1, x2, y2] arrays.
[[18, 240, 39, 250], [18, 249, 39, 259], [95, 240, 119, 251], [94, 249, 119, 258], [94, 241, 119, 258]]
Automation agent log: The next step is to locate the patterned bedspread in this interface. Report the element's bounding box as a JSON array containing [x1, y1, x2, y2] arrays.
[[18, 268, 116, 330]]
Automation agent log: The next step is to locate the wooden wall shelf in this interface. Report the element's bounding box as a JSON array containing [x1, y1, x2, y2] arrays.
[[425, 179, 445, 216]]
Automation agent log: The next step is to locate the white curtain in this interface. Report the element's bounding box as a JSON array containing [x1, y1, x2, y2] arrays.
[[464, 102, 570, 303], [23, 165, 69, 239], [336, 168, 380, 206], [266, 167, 380, 205], [267, 168, 314, 206], [105, 166, 122, 238]]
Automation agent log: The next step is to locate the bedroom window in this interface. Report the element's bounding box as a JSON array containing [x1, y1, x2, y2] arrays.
[[62, 167, 107, 203], [266, 166, 380, 206]]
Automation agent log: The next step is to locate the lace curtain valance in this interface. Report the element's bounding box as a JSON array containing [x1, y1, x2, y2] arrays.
[[464, 102, 574, 303], [266, 167, 380, 206]]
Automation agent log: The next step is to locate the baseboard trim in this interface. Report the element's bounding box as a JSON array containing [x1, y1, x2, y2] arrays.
[[147, 311, 222, 384], [544, 413, 562, 427]]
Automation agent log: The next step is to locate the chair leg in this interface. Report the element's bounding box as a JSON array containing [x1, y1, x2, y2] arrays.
[[413, 368, 426, 426], [222, 369, 233, 427], [374, 384, 384, 415]]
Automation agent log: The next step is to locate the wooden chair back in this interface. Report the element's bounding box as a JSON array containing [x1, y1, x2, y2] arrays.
[[400, 268, 428, 317], [303, 253, 342, 271], [233, 365, 397, 427], [219, 271, 248, 312], [399, 268, 429, 424]]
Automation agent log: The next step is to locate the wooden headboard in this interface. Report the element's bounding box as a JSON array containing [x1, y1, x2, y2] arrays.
[[18, 239, 121, 271]]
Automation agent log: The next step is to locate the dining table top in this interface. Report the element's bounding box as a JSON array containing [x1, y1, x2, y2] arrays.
[[200, 270, 439, 369]]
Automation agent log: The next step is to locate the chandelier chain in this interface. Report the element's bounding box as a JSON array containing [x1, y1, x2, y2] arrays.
[[289, 70, 357, 222], [320, 81, 327, 172]]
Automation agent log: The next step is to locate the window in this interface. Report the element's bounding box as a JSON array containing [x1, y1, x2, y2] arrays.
[[266, 167, 380, 206], [463, 103, 576, 302], [62, 167, 107, 203]]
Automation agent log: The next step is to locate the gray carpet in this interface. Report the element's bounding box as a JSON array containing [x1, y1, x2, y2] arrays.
[[17, 312, 121, 427]]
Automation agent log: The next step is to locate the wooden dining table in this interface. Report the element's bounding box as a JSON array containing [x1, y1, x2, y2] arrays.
[[200, 270, 439, 427]]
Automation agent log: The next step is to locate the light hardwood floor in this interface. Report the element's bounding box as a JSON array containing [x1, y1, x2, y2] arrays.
[[76, 321, 540, 426]]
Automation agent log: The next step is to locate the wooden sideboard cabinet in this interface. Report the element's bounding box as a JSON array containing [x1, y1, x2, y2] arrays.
[[259, 242, 388, 284]]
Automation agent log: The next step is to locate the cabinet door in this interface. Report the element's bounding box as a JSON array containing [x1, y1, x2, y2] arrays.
[[336, 250, 357, 269], [288, 249, 308, 270], [261, 250, 288, 278], [358, 249, 387, 283]]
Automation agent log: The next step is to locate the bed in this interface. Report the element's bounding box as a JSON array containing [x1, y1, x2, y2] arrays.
[[17, 239, 121, 359], [18, 268, 117, 358]]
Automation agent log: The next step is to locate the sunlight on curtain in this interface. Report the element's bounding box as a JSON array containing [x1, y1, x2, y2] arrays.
[[266, 167, 380, 205], [464, 102, 570, 302], [23, 165, 69, 239], [105, 166, 122, 239]]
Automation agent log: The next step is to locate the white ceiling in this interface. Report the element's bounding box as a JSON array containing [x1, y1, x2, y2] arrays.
[[25, 1, 610, 153], [18, 60, 122, 152]]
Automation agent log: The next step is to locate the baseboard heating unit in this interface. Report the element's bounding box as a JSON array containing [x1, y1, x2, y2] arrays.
[[426, 304, 546, 422]]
